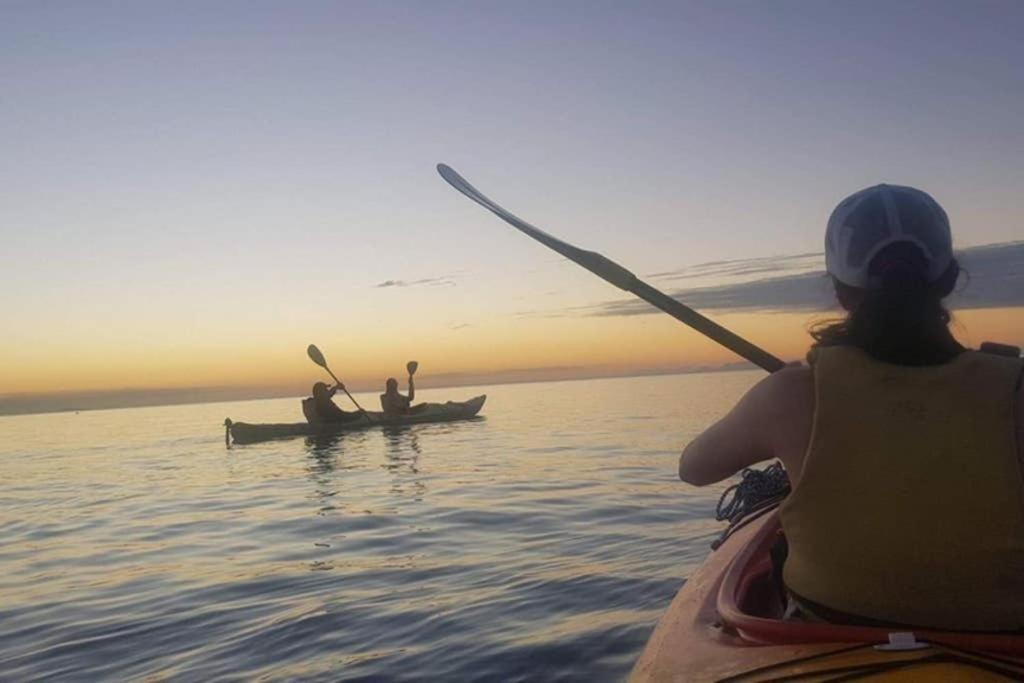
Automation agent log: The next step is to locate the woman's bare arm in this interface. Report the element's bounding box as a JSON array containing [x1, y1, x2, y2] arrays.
[[678, 366, 813, 486]]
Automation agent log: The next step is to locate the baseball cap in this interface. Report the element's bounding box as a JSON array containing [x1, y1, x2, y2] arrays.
[[825, 184, 953, 289]]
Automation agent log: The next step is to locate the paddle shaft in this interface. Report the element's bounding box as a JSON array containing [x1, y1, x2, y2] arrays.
[[437, 164, 786, 373], [630, 279, 785, 373], [323, 366, 368, 414], [509, 240, 783, 373]]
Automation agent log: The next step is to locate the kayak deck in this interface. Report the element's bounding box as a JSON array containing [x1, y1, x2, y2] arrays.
[[631, 509, 1024, 681], [226, 395, 486, 444]]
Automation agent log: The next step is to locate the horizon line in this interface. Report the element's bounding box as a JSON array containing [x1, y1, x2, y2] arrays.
[[0, 362, 758, 418]]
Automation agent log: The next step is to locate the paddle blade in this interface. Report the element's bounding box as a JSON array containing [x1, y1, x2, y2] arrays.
[[407, 360, 419, 376], [437, 163, 638, 291], [307, 344, 328, 368]]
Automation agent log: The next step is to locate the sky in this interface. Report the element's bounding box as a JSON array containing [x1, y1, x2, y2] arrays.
[[2, 1, 1022, 413]]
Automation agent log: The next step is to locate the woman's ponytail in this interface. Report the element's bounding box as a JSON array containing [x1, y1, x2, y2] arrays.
[[811, 242, 962, 365]]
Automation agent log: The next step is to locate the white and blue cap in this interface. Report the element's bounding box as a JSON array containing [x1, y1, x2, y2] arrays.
[[825, 184, 953, 289]]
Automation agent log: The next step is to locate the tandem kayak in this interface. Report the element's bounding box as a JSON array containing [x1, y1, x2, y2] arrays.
[[225, 395, 486, 444], [631, 507, 1024, 681]]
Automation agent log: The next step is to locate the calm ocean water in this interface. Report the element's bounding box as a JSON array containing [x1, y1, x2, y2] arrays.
[[0, 371, 760, 681]]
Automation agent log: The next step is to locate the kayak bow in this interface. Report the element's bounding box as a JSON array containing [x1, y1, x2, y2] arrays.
[[631, 508, 1024, 681]]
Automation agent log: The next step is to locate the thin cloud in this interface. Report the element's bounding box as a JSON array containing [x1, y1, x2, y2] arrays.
[[954, 241, 1024, 309], [594, 272, 833, 316], [515, 307, 590, 320], [375, 276, 456, 288], [646, 252, 822, 282], [534, 241, 1024, 317]]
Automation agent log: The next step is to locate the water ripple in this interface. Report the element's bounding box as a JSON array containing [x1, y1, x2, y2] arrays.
[[0, 372, 758, 680]]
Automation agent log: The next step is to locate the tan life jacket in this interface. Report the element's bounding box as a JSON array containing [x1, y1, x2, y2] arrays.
[[779, 346, 1024, 630]]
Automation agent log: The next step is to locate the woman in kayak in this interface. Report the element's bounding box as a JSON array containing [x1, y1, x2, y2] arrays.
[[311, 381, 363, 423], [678, 184, 1024, 631], [380, 366, 427, 417]]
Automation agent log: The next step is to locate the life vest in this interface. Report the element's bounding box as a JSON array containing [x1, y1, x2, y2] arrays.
[[380, 392, 410, 415], [780, 345, 1024, 630], [302, 398, 320, 424]]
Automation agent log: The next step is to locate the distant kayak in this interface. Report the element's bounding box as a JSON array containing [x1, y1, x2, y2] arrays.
[[631, 508, 1024, 681], [226, 395, 486, 445]]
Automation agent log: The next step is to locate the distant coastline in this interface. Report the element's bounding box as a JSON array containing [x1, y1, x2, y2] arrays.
[[0, 362, 757, 417]]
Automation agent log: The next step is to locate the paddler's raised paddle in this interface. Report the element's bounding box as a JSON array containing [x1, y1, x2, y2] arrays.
[[436, 163, 785, 373], [306, 344, 369, 415]]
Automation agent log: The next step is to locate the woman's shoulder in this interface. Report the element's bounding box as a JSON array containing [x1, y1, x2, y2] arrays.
[[755, 364, 813, 400], [737, 364, 814, 426]]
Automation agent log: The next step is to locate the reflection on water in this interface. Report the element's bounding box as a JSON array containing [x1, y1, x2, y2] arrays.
[[383, 426, 420, 467], [0, 372, 757, 680]]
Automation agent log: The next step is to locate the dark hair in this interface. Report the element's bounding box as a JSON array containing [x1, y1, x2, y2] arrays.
[[810, 242, 964, 366]]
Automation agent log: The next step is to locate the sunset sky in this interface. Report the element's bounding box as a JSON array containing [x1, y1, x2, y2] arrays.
[[2, 1, 1022, 413]]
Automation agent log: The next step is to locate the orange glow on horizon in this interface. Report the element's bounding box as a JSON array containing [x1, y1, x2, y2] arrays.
[[3, 307, 1021, 399]]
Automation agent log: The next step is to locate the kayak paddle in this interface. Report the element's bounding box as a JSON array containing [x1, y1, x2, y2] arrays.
[[436, 164, 785, 373], [306, 344, 369, 414]]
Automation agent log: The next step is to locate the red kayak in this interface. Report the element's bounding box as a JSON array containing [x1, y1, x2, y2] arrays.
[[631, 508, 1024, 681]]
